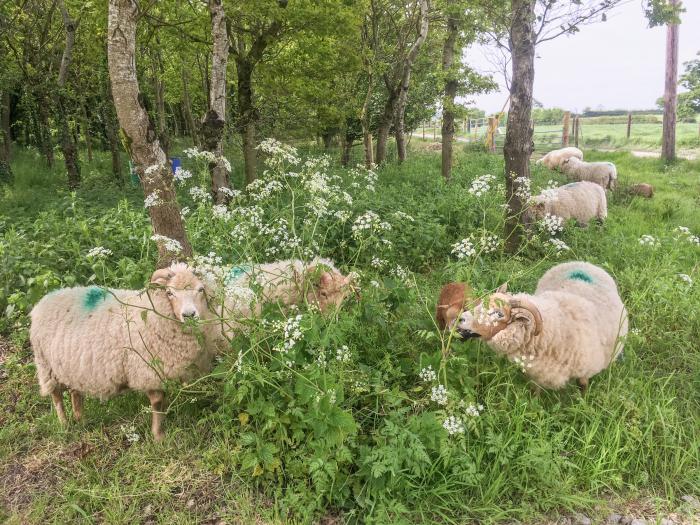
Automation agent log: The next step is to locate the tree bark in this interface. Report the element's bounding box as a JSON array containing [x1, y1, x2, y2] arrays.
[[202, 0, 231, 204], [108, 0, 192, 266], [440, 0, 459, 182], [375, 88, 397, 165], [102, 79, 123, 185], [56, 0, 81, 189], [394, 0, 429, 164], [236, 57, 258, 185], [1, 90, 11, 164], [503, 0, 536, 253], [181, 68, 199, 145], [661, 0, 679, 162], [152, 49, 169, 158], [81, 102, 93, 162]]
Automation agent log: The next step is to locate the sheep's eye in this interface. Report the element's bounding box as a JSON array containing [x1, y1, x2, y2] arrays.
[[495, 311, 505, 319], [166, 289, 174, 297], [198, 287, 205, 293]]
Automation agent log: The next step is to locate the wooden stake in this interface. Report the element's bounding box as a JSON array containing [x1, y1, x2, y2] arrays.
[[574, 116, 580, 148], [626, 112, 632, 140], [562, 111, 570, 146]]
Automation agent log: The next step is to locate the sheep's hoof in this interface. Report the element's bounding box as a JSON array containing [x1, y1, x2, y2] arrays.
[[578, 377, 589, 392]]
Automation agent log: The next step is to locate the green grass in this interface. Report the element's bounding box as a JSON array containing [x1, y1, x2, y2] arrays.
[[0, 145, 699, 524]]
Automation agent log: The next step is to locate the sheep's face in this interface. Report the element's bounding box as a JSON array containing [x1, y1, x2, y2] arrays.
[[436, 282, 478, 330], [456, 294, 512, 341], [524, 200, 546, 223], [306, 268, 357, 312], [151, 265, 209, 322]]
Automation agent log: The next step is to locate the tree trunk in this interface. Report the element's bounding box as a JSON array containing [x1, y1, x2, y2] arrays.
[[503, 0, 536, 253], [360, 75, 375, 167], [181, 68, 199, 145], [322, 131, 334, 150], [37, 98, 54, 168], [81, 102, 93, 162], [202, 0, 231, 204], [108, 0, 192, 267], [102, 79, 123, 185], [56, 0, 81, 189], [661, 0, 680, 162], [441, 0, 458, 181], [375, 91, 397, 165], [394, 0, 429, 164], [1, 90, 11, 164], [340, 133, 352, 167], [236, 57, 257, 184]]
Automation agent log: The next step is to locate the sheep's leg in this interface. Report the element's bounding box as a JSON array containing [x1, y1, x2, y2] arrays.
[[147, 390, 165, 442], [578, 377, 589, 392], [70, 391, 84, 421], [51, 388, 68, 425]]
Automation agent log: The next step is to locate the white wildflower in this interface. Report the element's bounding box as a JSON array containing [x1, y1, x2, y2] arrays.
[[87, 246, 112, 258], [468, 174, 496, 197], [513, 176, 531, 200], [173, 167, 193, 183], [480, 234, 500, 253], [120, 423, 140, 443], [462, 402, 484, 418], [638, 234, 659, 247], [212, 204, 231, 220], [419, 365, 437, 383], [512, 354, 535, 373], [430, 384, 448, 405], [189, 186, 212, 202], [541, 213, 564, 236], [150, 234, 183, 254], [335, 345, 351, 363], [442, 415, 465, 435], [180, 206, 191, 217], [548, 238, 570, 252], [144, 190, 162, 208], [451, 238, 476, 259], [678, 273, 693, 285]]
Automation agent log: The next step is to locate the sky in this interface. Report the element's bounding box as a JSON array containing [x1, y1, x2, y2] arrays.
[[464, 1, 700, 114]]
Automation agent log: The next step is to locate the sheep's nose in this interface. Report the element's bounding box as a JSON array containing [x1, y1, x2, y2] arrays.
[[182, 309, 198, 319]]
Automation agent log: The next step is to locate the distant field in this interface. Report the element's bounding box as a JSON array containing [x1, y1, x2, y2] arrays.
[[416, 116, 700, 153]]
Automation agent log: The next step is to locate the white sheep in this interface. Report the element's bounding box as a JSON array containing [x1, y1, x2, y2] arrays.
[[211, 257, 357, 333], [30, 264, 221, 441], [561, 157, 617, 190], [535, 147, 583, 170], [526, 181, 607, 227], [456, 261, 628, 390]]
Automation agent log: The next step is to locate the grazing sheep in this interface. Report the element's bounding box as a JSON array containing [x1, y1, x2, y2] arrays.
[[30, 264, 220, 441], [436, 282, 477, 330], [216, 258, 357, 323], [456, 261, 628, 390], [561, 157, 618, 190], [535, 147, 583, 170], [526, 181, 607, 227], [628, 183, 654, 198]]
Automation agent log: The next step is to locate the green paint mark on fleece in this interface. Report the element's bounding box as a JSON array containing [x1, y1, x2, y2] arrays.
[[567, 270, 594, 284], [228, 265, 251, 281], [83, 287, 108, 311]]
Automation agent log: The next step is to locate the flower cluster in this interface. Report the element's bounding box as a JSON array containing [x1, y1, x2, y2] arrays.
[[675, 226, 700, 245], [548, 238, 570, 252], [351, 211, 391, 239], [336, 345, 351, 363], [391, 265, 411, 284], [430, 384, 448, 405], [451, 238, 476, 259], [212, 204, 231, 220], [144, 190, 162, 208], [259, 218, 302, 257], [87, 246, 112, 258], [468, 174, 496, 197], [277, 314, 304, 353], [462, 402, 484, 418], [150, 234, 183, 254], [480, 234, 500, 253], [442, 415, 465, 435], [419, 365, 437, 383], [512, 354, 535, 373], [189, 186, 212, 203], [120, 423, 140, 443], [257, 138, 300, 169], [638, 234, 659, 247], [541, 213, 564, 236], [513, 176, 532, 200], [173, 167, 193, 183], [678, 273, 693, 285], [247, 178, 284, 202]]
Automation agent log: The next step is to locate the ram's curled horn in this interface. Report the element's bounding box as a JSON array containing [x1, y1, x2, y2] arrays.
[[150, 268, 174, 286], [509, 297, 543, 336]]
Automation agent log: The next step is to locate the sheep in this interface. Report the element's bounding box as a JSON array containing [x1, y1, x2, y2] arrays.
[[535, 147, 583, 170], [213, 258, 357, 326], [628, 183, 654, 198], [30, 264, 221, 441], [456, 261, 628, 390], [561, 156, 618, 190], [435, 282, 477, 330], [525, 181, 607, 227]]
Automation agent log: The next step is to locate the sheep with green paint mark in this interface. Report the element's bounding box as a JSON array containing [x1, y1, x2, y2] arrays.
[[30, 263, 222, 441], [526, 181, 607, 227], [456, 261, 628, 390]]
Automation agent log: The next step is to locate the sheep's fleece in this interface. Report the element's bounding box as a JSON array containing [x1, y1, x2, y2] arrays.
[[31, 264, 220, 400], [535, 147, 583, 170], [528, 181, 607, 226], [561, 157, 617, 190], [457, 261, 628, 389]]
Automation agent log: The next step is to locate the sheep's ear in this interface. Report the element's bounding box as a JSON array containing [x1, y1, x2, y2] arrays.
[[319, 272, 333, 286], [150, 268, 173, 286], [496, 283, 508, 294]]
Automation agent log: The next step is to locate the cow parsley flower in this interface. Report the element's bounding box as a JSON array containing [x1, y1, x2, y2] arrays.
[[144, 190, 162, 208], [513, 175, 531, 200], [336, 345, 351, 363], [468, 174, 496, 197], [431, 384, 448, 405], [173, 167, 193, 183], [678, 273, 693, 285], [190, 186, 212, 202], [150, 234, 183, 253], [442, 415, 465, 435], [212, 204, 231, 220], [419, 365, 437, 383], [451, 238, 476, 259], [549, 238, 570, 252], [638, 234, 659, 247], [480, 234, 500, 253], [120, 423, 140, 443], [87, 246, 112, 258], [541, 213, 564, 236], [462, 401, 484, 417], [512, 354, 535, 373]]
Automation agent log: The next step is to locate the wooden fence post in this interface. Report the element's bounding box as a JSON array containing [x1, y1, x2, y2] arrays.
[[433, 121, 436, 140], [422, 121, 425, 140], [488, 117, 497, 153], [574, 116, 580, 148], [562, 111, 571, 146], [626, 112, 632, 140]]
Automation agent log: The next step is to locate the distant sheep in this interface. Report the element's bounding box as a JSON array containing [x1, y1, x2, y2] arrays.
[[30, 264, 221, 441], [628, 183, 654, 198], [526, 181, 607, 227], [214, 258, 357, 328], [435, 282, 478, 330], [535, 147, 583, 170], [561, 157, 617, 190], [456, 261, 628, 390]]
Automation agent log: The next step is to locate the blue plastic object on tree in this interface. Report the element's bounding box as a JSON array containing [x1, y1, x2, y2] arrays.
[[170, 157, 181, 174]]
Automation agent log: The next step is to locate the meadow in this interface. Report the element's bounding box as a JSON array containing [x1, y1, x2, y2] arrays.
[[0, 143, 699, 524]]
